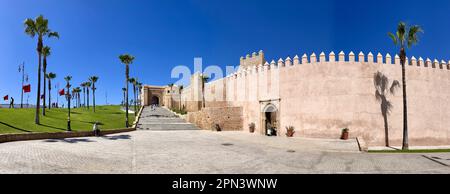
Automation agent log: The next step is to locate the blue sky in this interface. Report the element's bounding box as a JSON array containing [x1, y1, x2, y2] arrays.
[[0, 0, 449, 105]]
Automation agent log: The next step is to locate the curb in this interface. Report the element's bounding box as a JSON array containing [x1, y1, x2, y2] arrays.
[[132, 106, 145, 128], [356, 136, 368, 152], [0, 128, 136, 144]]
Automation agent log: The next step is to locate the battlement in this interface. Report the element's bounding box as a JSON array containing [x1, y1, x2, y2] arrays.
[[239, 50, 265, 69], [229, 51, 450, 78]]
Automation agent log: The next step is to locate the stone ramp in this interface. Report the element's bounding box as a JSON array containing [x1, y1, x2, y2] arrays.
[[137, 107, 200, 131]]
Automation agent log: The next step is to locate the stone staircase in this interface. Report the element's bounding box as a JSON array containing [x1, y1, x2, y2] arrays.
[[136, 107, 200, 131]]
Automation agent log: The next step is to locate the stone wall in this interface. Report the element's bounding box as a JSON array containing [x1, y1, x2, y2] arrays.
[[173, 50, 450, 147], [186, 107, 243, 131]]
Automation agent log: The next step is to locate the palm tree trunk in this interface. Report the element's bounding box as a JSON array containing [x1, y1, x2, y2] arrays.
[[48, 79, 51, 109], [125, 65, 129, 128], [93, 84, 96, 112], [83, 87, 86, 108], [42, 60, 46, 116], [133, 85, 137, 116], [400, 47, 409, 150], [35, 40, 42, 124], [87, 88, 90, 109], [67, 87, 71, 131], [202, 83, 205, 108], [179, 92, 182, 111]]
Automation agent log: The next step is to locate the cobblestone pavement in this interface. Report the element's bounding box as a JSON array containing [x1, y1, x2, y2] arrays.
[[0, 107, 449, 174], [0, 130, 449, 174]]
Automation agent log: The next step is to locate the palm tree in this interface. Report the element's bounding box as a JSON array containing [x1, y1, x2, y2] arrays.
[[41, 46, 51, 115], [119, 54, 135, 128], [200, 75, 209, 108], [85, 81, 91, 109], [137, 82, 143, 107], [75, 87, 82, 108], [179, 85, 184, 110], [24, 15, 59, 124], [46, 72, 56, 109], [80, 82, 87, 107], [71, 88, 77, 108], [64, 76, 72, 131], [388, 22, 423, 150], [122, 87, 126, 106], [129, 77, 137, 115], [168, 83, 174, 108], [89, 76, 99, 112]]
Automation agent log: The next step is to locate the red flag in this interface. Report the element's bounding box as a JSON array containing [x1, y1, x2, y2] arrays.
[[23, 84, 31, 93], [59, 89, 65, 96], [3, 95, 8, 101]]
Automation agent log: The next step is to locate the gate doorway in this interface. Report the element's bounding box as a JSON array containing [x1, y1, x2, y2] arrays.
[[151, 96, 160, 106], [262, 104, 279, 136]]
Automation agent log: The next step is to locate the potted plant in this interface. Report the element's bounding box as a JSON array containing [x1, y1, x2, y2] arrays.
[[341, 128, 349, 140], [249, 123, 255, 133], [286, 126, 295, 137], [213, 123, 222, 132]]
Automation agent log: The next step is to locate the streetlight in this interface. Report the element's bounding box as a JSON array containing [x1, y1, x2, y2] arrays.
[[64, 76, 72, 131]]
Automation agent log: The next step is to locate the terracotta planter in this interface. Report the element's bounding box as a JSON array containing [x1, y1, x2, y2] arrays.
[[249, 123, 255, 133], [286, 131, 295, 137], [341, 131, 349, 140]]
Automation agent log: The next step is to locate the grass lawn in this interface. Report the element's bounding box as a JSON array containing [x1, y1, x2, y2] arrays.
[[369, 149, 450, 153], [0, 105, 135, 134]]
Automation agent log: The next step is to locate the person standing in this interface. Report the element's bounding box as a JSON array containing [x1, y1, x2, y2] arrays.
[[10, 97, 14, 108]]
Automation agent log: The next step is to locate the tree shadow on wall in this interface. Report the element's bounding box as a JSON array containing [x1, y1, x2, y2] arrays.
[[374, 71, 400, 147]]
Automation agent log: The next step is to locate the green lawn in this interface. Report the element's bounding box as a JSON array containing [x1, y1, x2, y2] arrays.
[[369, 149, 450, 153], [0, 105, 135, 134]]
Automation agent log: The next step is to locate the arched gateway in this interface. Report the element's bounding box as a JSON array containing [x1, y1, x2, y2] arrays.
[[261, 103, 279, 136], [151, 96, 160, 106]]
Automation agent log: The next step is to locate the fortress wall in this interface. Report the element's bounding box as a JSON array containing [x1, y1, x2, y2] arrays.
[[180, 51, 450, 146], [273, 52, 450, 146], [186, 107, 243, 131]]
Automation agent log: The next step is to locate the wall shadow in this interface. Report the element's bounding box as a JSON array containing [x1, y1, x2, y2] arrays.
[[0, 121, 32, 133], [101, 134, 131, 141], [43, 138, 96, 144], [374, 71, 400, 147]]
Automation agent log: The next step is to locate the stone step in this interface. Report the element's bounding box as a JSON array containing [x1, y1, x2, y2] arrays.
[[137, 123, 200, 131], [138, 119, 187, 124]]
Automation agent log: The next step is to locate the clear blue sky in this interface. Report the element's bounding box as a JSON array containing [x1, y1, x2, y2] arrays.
[[0, 0, 449, 105]]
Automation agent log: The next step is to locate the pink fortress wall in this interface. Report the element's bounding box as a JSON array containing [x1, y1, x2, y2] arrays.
[[181, 52, 450, 147]]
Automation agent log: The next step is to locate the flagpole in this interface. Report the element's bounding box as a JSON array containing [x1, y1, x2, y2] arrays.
[[20, 62, 25, 108], [56, 83, 59, 108]]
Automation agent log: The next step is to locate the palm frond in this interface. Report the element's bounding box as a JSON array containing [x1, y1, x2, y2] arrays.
[[24, 18, 36, 37], [42, 46, 51, 57], [48, 31, 60, 39], [390, 80, 400, 95], [388, 32, 398, 45], [397, 22, 406, 45], [119, 54, 135, 65], [64, 75, 72, 82], [375, 90, 382, 102], [407, 25, 423, 48]]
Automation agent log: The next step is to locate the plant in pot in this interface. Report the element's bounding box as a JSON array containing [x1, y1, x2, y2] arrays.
[[213, 123, 222, 132], [286, 126, 295, 137], [341, 128, 349, 140], [248, 123, 255, 133]]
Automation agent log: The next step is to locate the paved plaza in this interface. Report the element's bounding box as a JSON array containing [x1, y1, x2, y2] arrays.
[[0, 107, 449, 174]]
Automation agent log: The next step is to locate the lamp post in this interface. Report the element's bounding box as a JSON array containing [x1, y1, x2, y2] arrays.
[[18, 62, 25, 108], [64, 76, 72, 131]]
